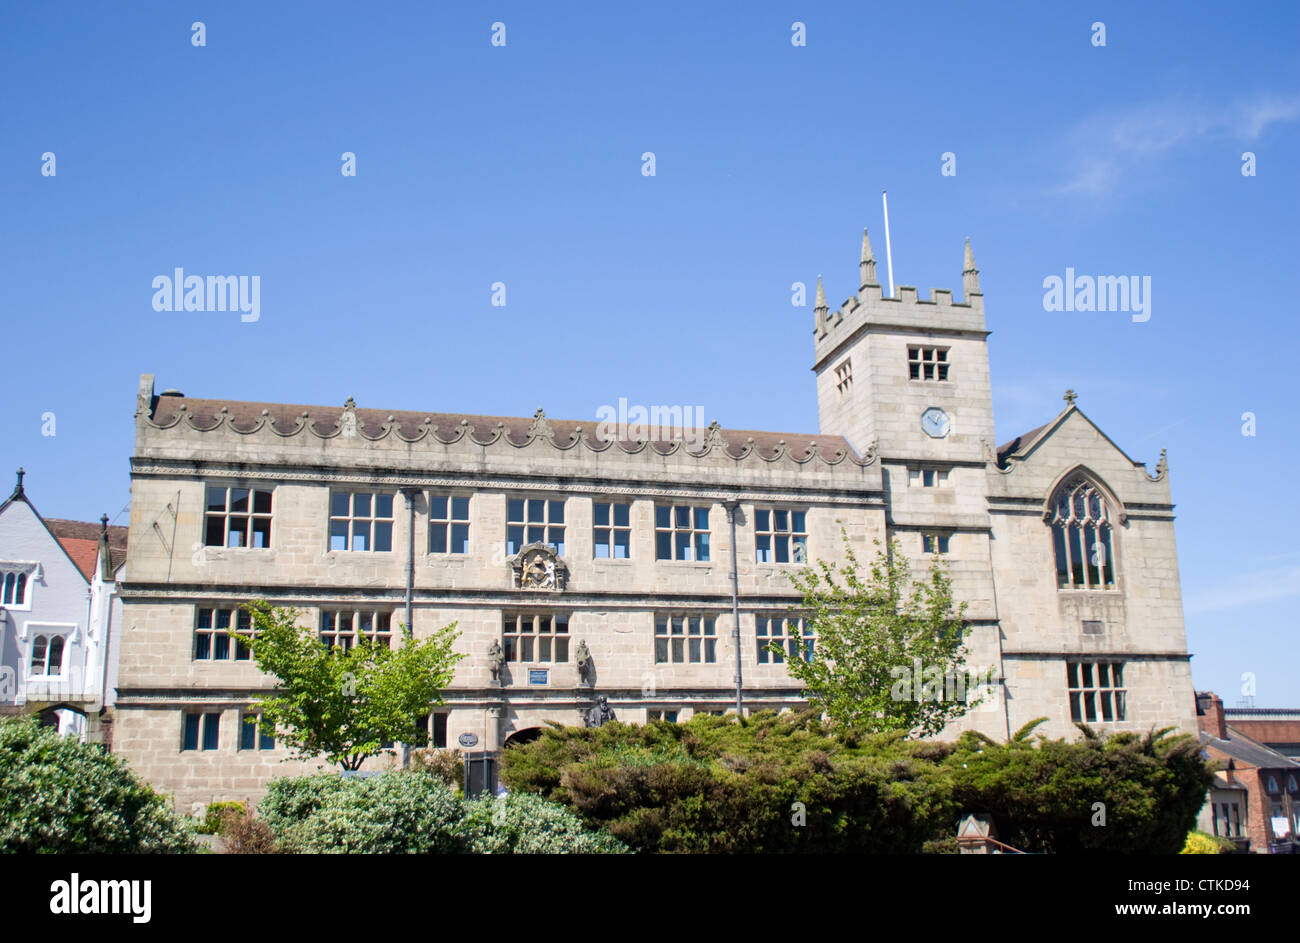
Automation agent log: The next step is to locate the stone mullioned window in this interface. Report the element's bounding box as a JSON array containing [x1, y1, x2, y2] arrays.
[[1067, 660, 1126, 723], [194, 607, 254, 661], [655, 505, 710, 562], [654, 615, 717, 664], [205, 485, 273, 548]]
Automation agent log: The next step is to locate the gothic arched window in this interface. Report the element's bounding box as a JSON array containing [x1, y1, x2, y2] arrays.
[[29, 634, 65, 676], [1050, 478, 1117, 589]]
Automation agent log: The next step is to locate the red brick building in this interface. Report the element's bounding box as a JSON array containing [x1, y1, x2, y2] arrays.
[[1197, 692, 1300, 853]]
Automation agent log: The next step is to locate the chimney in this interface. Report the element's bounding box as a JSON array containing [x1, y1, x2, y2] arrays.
[[1196, 691, 1227, 740]]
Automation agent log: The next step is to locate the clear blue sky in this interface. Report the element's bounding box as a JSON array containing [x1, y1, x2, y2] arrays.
[[2, 2, 1296, 705]]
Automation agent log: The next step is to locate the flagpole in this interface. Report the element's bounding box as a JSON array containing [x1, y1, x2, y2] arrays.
[[882, 189, 895, 298]]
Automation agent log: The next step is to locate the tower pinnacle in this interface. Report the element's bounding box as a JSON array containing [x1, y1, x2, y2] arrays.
[[962, 237, 981, 298], [860, 229, 878, 289]]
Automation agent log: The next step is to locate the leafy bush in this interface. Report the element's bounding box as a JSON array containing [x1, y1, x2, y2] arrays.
[[286, 770, 465, 853], [500, 711, 1214, 854], [259, 772, 348, 837], [260, 768, 623, 853], [1181, 831, 1236, 854], [948, 722, 1214, 854], [217, 807, 280, 854], [462, 792, 627, 854], [0, 717, 197, 853], [409, 747, 463, 789], [197, 800, 246, 835]]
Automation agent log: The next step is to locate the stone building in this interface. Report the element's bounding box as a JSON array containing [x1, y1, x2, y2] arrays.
[[111, 230, 1199, 809]]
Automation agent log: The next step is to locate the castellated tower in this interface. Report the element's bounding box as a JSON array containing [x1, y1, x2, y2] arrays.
[[813, 230, 994, 465], [812, 230, 1002, 734]]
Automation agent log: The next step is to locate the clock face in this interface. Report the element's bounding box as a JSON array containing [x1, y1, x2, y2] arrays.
[[921, 407, 951, 438]]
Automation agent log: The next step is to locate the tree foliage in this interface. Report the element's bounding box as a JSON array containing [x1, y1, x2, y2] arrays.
[[784, 535, 981, 736], [260, 769, 627, 854], [235, 600, 464, 770], [0, 717, 197, 853], [500, 710, 1214, 854]]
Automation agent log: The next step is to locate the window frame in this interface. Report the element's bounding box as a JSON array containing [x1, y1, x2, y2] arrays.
[[319, 608, 396, 651], [28, 631, 68, 677], [502, 612, 570, 664], [1050, 477, 1118, 591], [921, 532, 951, 554], [654, 504, 711, 562], [506, 497, 567, 557], [427, 492, 471, 555], [907, 345, 950, 381], [653, 614, 718, 664], [908, 467, 950, 488], [194, 606, 256, 661], [592, 500, 632, 560], [755, 613, 815, 664], [182, 711, 222, 752], [204, 483, 274, 550], [329, 490, 396, 553], [1066, 659, 1127, 724], [754, 507, 808, 564], [238, 712, 276, 751], [0, 566, 35, 610], [834, 359, 853, 397]]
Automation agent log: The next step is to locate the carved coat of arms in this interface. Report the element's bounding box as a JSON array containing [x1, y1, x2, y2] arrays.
[[510, 542, 568, 591]]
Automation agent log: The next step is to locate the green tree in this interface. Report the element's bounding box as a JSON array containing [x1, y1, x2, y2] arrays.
[[781, 535, 983, 737], [233, 600, 463, 771]]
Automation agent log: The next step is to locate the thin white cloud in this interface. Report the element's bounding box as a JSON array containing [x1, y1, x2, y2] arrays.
[[1054, 92, 1300, 195], [1183, 563, 1300, 615]]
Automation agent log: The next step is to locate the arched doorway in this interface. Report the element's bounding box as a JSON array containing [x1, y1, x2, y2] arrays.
[[503, 726, 542, 748]]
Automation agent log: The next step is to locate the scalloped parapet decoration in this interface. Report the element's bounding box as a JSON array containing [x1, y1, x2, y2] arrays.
[[138, 392, 877, 469]]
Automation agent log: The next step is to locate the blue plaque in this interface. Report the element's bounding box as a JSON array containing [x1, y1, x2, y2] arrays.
[[529, 668, 548, 685]]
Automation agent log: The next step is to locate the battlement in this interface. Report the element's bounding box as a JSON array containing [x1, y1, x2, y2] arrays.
[[812, 231, 987, 370]]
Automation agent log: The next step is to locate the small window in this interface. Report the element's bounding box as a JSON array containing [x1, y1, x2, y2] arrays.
[[655, 505, 711, 561], [320, 609, 395, 650], [756, 614, 814, 664], [908, 346, 950, 381], [654, 615, 717, 664], [1067, 660, 1126, 723], [329, 491, 394, 552], [428, 494, 470, 554], [1, 570, 30, 606], [1081, 620, 1104, 636], [922, 533, 951, 554], [29, 633, 66, 676], [182, 711, 221, 751], [413, 712, 450, 748], [205, 485, 274, 548], [239, 713, 275, 751], [593, 501, 632, 559], [647, 709, 679, 723], [195, 607, 255, 661], [908, 468, 950, 488], [507, 498, 565, 556], [834, 360, 853, 397], [755, 508, 808, 564], [502, 613, 569, 664]]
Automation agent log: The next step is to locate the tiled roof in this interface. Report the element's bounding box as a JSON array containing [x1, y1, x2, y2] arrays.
[[1201, 728, 1300, 771], [45, 518, 128, 581], [146, 394, 862, 463], [996, 422, 1049, 467]]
